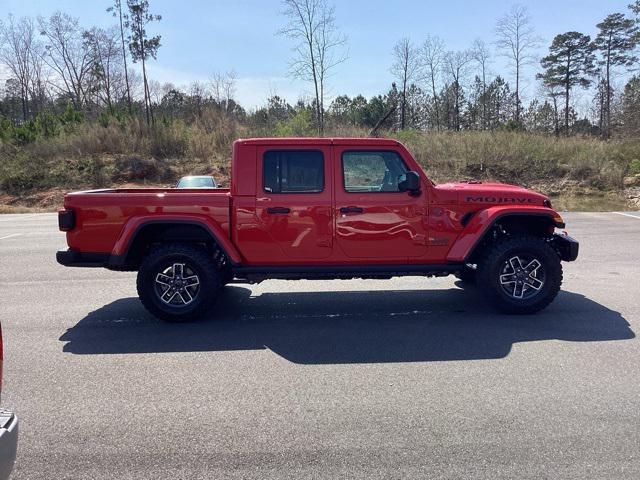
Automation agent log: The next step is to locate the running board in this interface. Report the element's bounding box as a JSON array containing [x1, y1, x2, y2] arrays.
[[231, 264, 463, 283]]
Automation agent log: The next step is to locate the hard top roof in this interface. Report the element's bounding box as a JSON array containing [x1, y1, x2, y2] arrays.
[[235, 137, 402, 146]]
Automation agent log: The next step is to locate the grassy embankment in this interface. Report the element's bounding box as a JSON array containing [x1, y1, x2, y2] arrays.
[[1, 115, 639, 212]]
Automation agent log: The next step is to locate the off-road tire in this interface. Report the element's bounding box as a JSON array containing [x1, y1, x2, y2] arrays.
[[477, 235, 562, 314], [137, 243, 221, 322], [220, 267, 234, 287], [455, 268, 477, 285]]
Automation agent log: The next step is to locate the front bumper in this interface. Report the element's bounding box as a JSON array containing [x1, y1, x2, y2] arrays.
[[552, 233, 579, 262], [0, 410, 18, 480]]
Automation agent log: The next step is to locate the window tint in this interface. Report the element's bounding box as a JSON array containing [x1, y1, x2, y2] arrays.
[[342, 151, 408, 193], [263, 150, 324, 193]]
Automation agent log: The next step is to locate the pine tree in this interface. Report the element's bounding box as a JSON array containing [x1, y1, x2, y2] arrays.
[[538, 32, 596, 135], [592, 13, 638, 138], [621, 75, 640, 135], [126, 0, 161, 125]]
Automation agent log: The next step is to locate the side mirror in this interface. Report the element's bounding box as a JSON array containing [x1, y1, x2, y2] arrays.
[[398, 171, 421, 194]]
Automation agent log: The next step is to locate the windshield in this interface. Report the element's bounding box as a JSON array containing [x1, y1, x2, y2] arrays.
[[176, 177, 216, 188]]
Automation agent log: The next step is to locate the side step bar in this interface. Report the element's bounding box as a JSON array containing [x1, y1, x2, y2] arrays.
[[231, 264, 463, 283]]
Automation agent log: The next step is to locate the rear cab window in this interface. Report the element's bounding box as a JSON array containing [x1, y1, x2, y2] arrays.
[[263, 150, 324, 193]]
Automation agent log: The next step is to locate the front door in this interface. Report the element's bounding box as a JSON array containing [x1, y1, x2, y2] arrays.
[[334, 147, 428, 260], [255, 146, 333, 260]]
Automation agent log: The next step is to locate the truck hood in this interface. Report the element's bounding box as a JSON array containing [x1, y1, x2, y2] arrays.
[[433, 181, 549, 207]]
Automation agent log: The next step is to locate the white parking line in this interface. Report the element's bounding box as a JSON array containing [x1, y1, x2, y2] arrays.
[[613, 212, 640, 220], [0, 213, 52, 221], [0, 233, 22, 240]]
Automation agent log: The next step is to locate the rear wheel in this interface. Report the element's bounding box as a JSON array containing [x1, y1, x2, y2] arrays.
[[477, 235, 562, 314], [137, 243, 220, 322]]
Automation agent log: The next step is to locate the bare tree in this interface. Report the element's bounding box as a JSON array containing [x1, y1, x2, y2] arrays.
[[391, 38, 419, 130], [210, 70, 237, 112], [279, 0, 346, 134], [83, 26, 122, 110], [107, 0, 132, 112], [420, 35, 444, 131], [126, 67, 144, 102], [147, 78, 171, 107], [471, 38, 492, 129], [443, 50, 472, 131], [39, 12, 94, 109], [28, 43, 48, 116], [495, 4, 539, 125], [0, 15, 44, 121]]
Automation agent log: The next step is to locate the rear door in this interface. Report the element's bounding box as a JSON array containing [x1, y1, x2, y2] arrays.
[[334, 147, 427, 260], [255, 146, 333, 260]]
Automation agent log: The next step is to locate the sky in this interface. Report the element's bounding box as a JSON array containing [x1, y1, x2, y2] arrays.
[[2, 0, 635, 109]]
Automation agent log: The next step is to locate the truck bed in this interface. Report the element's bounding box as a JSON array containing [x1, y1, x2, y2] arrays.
[[63, 188, 231, 255]]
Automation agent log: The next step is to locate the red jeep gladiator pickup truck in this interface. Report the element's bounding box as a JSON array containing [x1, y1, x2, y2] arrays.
[[0, 324, 18, 480], [57, 137, 578, 321]]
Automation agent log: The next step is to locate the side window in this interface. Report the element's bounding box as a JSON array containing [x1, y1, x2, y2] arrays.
[[263, 150, 324, 193], [342, 151, 408, 193]]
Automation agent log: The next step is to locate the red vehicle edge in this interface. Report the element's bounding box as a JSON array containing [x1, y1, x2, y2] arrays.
[[57, 137, 578, 321], [0, 324, 18, 480]]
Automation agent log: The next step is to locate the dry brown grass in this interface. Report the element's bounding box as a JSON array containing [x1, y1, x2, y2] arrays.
[[395, 130, 639, 191], [1, 112, 639, 211]]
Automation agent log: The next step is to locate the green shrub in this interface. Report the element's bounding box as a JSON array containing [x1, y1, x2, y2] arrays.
[[12, 121, 39, 144], [35, 111, 61, 138], [59, 103, 84, 127], [149, 123, 188, 158], [274, 109, 315, 137], [0, 116, 13, 142]]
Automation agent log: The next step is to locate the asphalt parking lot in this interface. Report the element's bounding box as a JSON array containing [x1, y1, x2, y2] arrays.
[[1, 211, 639, 479]]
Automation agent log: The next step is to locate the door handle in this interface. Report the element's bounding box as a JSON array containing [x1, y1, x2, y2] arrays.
[[340, 206, 364, 214], [266, 207, 290, 214]]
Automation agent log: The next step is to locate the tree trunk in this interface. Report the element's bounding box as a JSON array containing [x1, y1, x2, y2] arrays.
[[552, 96, 559, 136], [430, 72, 440, 131], [564, 53, 571, 136], [605, 40, 611, 139], [515, 57, 520, 125], [142, 58, 150, 125], [312, 75, 321, 135], [400, 69, 407, 130], [307, 40, 321, 135], [21, 85, 28, 122], [319, 76, 324, 135], [454, 80, 460, 131], [482, 66, 487, 130], [118, 1, 132, 113], [137, 15, 151, 125]]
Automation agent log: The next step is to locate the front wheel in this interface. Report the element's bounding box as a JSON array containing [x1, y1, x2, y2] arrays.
[[477, 235, 562, 314], [137, 243, 220, 322]]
